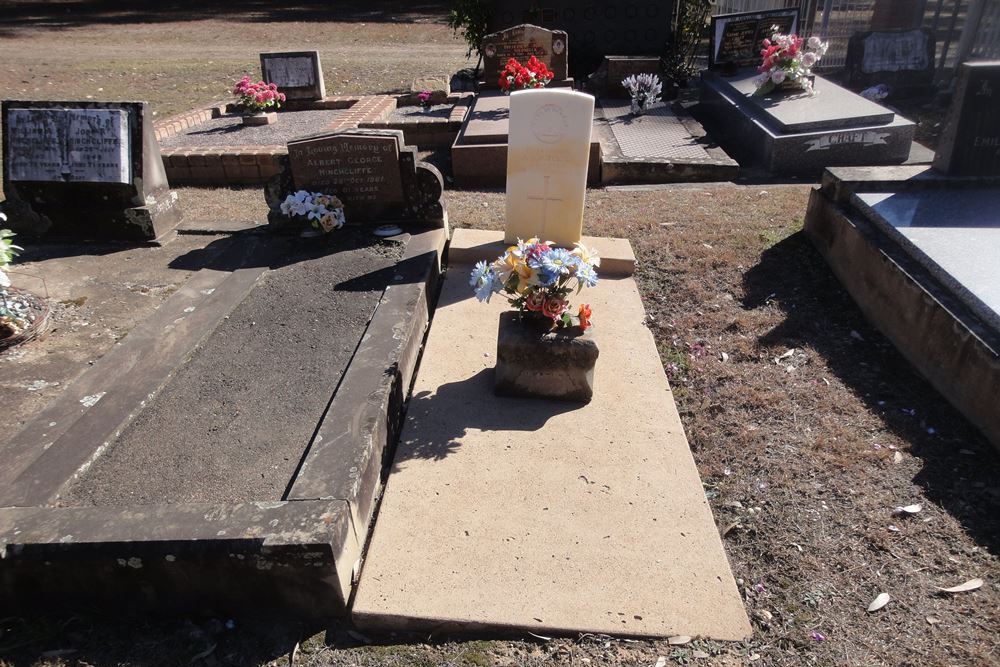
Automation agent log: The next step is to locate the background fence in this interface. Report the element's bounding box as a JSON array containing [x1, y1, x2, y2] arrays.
[[711, 0, 999, 77]]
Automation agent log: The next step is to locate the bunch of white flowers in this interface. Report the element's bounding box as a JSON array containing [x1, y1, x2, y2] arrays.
[[622, 73, 663, 115], [280, 190, 346, 233], [0, 214, 23, 289]]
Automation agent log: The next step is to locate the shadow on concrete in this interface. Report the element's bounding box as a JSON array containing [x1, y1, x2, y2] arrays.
[[742, 231, 1000, 555], [392, 368, 584, 469], [0, 0, 450, 36]]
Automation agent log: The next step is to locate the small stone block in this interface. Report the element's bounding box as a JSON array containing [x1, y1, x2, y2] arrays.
[[494, 311, 598, 402]]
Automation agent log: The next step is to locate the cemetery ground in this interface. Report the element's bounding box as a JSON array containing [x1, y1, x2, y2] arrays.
[[0, 3, 997, 667]]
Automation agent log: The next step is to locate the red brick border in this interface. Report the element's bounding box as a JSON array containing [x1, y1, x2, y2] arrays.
[[155, 96, 397, 186]]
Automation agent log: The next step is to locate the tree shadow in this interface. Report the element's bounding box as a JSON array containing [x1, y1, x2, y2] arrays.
[[0, 0, 451, 36], [391, 368, 585, 469], [742, 231, 1000, 555]]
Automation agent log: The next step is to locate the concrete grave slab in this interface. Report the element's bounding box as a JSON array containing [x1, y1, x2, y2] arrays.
[[353, 229, 751, 640], [596, 100, 738, 184]]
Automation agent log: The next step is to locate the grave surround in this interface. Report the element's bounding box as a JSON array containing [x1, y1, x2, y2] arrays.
[[154, 95, 395, 186], [359, 93, 472, 149]]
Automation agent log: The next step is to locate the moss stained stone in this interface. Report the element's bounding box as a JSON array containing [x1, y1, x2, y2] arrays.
[[494, 310, 598, 402]]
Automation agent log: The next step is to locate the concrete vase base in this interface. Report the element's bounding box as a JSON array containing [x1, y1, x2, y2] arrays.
[[494, 311, 598, 402], [242, 111, 277, 126]]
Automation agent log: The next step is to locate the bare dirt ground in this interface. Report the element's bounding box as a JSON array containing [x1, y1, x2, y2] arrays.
[[0, 3, 997, 667]]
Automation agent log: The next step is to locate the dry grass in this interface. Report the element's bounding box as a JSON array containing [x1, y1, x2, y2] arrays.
[[0, 4, 997, 666]]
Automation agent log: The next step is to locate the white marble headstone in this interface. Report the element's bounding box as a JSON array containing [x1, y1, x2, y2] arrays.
[[505, 88, 594, 247]]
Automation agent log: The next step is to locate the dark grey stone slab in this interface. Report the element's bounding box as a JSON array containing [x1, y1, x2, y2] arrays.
[[1, 100, 181, 242], [854, 189, 1000, 332], [0, 500, 357, 616], [698, 70, 916, 175], [933, 60, 1000, 177]]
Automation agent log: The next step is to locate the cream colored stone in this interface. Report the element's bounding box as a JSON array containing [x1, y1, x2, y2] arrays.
[[505, 88, 594, 247], [449, 229, 636, 277], [353, 232, 752, 640]]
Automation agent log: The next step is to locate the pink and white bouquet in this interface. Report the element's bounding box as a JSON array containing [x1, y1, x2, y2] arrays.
[[233, 75, 287, 113], [470, 238, 599, 331], [753, 28, 828, 96]]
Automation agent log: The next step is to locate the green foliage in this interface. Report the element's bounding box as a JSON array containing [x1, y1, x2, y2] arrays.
[[448, 0, 493, 62], [666, 0, 715, 80]]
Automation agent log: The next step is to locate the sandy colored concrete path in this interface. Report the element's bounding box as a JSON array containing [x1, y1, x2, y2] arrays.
[[352, 230, 751, 640]]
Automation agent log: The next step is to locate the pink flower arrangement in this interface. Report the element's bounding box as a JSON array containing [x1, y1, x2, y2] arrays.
[[233, 75, 286, 113], [753, 28, 828, 96]]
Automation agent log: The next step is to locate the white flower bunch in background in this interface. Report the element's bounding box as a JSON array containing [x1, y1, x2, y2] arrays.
[[622, 73, 663, 115]]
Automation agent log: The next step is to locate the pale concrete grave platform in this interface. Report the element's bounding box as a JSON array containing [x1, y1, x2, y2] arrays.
[[353, 228, 751, 640], [596, 100, 738, 184]]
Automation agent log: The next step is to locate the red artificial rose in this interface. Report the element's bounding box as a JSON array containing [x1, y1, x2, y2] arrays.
[[525, 291, 545, 312]]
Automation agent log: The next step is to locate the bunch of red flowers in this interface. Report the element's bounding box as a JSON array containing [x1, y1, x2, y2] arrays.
[[498, 56, 554, 93], [233, 75, 286, 113]]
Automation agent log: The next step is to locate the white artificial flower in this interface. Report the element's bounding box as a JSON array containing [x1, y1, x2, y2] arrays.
[[771, 69, 787, 84], [808, 35, 822, 49], [0, 268, 9, 288], [802, 52, 817, 68]]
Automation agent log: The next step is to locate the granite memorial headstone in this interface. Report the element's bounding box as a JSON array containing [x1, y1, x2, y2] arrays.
[[482, 24, 569, 88], [505, 88, 594, 247], [0, 100, 181, 241], [845, 28, 935, 95], [933, 60, 1000, 177], [709, 8, 799, 69], [270, 129, 444, 225], [260, 51, 326, 101]]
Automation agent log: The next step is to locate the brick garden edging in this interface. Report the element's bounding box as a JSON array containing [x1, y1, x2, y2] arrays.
[[359, 93, 473, 148], [155, 95, 396, 186]]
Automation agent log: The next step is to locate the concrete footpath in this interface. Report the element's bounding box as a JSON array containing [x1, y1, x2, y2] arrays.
[[353, 230, 751, 640]]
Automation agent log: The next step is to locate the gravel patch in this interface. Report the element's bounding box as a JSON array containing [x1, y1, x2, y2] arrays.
[[158, 109, 347, 148], [387, 103, 452, 122]]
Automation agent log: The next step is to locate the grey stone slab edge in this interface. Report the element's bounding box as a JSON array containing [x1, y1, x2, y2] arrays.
[[594, 103, 738, 184], [0, 500, 357, 616], [804, 183, 1000, 450], [850, 192, 1000, 334], [287, 225, 447, 589], [0, 238, 271, 507]]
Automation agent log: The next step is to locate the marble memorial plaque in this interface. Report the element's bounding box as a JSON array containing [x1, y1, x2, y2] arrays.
[[5, 108, 130, 183], [710, 8, 799, 68], [482, 24, 568, 88], [260, 51, 325, 100], [505, 88, 594, 247], [933, 60, 1000, 176]]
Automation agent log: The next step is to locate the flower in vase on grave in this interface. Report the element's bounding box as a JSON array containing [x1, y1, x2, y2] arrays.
[[498, 56, 554, 93], [280, 190, 345, 234], [233, 75, 287, 113], [622, 73, 663, 115], [753, 26, 828, 97], [470, 237, 599, 330]]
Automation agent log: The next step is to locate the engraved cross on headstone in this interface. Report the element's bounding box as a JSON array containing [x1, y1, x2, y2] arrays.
[[526, 174, 563, 238]]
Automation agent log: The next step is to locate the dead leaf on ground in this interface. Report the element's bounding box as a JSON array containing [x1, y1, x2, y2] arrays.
[[722, 521, 741, 537], [867, 592, 891, 612], [936, 578, 984, 594], [926, 615, 941, 625], [894, 504, 922, 515], [653, 657, 667, 667], [667, 635, 691, 645], [893, 451, 903, 464]]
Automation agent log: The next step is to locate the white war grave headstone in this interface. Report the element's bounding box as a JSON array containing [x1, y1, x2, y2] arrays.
[[505, 88, 594, 248]]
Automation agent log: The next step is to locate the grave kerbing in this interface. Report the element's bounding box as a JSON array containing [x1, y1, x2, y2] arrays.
[[266, 128, 445, 228], [1, 100, 181, 242]]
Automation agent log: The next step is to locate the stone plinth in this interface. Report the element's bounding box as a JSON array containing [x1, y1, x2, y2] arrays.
[[495, 311, 598, 402], [698, 69, 919, 175]]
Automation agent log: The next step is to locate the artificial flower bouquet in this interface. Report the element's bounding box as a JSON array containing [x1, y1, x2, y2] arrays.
[[0, 218, 28, 336], [470, 238, 599, 330], [498, 56, 554, 93], [622, 73, 663, 115], [280, 190, 346, 234], [417, 90, 434, 111], [753, 28, 828, 96], [233, 75, 287, 113]]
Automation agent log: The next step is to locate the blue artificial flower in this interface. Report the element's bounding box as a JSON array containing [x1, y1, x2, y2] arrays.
[[469, 260, 490, 288], [575, 262, 598, 288], [540, 247, 575, 275]]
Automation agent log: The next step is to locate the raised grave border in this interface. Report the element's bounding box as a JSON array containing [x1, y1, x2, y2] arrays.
[[153, 95, 396, 186], [804, 165, 1000, 449], [359, 93, 473, 149], [0, 226, 447, 616]]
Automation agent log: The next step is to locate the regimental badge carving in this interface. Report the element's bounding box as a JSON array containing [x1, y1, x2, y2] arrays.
[[531, 104, 568, 145]]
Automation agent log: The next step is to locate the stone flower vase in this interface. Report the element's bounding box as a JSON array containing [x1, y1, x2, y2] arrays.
[[494, 310, 598, 402], [242, 111, 277, 126]]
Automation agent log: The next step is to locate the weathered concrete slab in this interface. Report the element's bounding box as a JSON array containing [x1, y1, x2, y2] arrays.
[[353, 230, 751, 640], [0, 500, 357, 616], [596, 101, 738, 184]]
